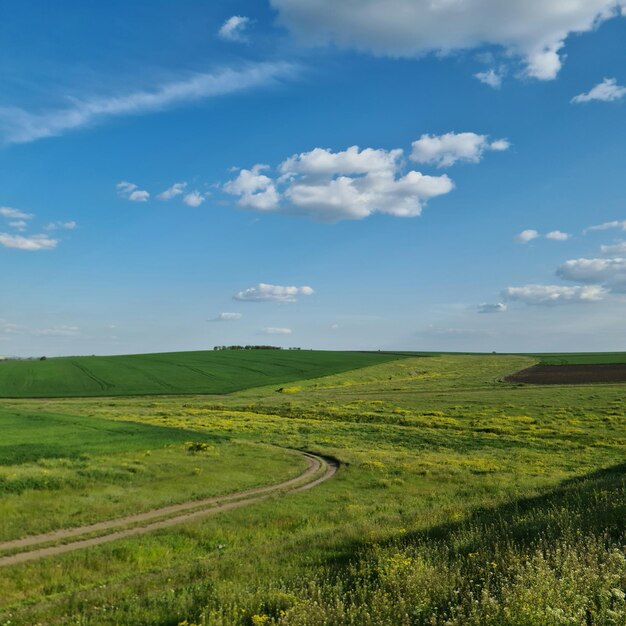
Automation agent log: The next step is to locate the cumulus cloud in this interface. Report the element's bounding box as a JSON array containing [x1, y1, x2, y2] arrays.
[[572, 78, 626, 103], [545, 230, 571, 241], [515, 229, 539, 243], [213, 312, 242, 321], [474, 68, 504, 88], [0, 62, 297, 145], [557, 257, 626, 292], [183, 191, 206, 207], [477, 302, 507, 314], [117, 181, 149, 202], [262, 327, 292, 335], [157, 182, 187, 200], [234, 283, 314, 302], [218, 16, 251, 42], [0, 232, 58, 251], [223, 164, 280, 211], [0, 206, 33, 220], [224, 143, 459, 222], [503, 284, 607, 305], [270, 0, 625, 80], [410, 132, 510, 168]]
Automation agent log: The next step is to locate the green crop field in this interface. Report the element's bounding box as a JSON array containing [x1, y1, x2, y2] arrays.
[[0, 353, 624, 625], [532, 351, 626, 365], [0, 350, 403, 398]]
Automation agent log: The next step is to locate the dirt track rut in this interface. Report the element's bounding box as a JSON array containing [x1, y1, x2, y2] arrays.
[[0, 450, 337, 567]]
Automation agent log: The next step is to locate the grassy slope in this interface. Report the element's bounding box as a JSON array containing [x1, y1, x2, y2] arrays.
[[0, 350, 404, 398], [0, 406, 308, 542], [0, 353, 624, 624]]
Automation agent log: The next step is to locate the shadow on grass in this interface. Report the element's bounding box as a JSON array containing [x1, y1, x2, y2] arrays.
[[325, 462, 626, 571], [0, 411, 228, 465]]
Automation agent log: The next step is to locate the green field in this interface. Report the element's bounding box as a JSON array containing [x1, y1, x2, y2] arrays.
[[0, 353, 624, 625], [532, 351, 626, 365], [0, 350, 403, 398]]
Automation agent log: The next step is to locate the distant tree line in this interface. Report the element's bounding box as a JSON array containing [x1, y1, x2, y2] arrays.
[[212, 345, 302, 351]]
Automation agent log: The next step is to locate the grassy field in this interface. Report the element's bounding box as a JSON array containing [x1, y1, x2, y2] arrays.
[[0, 353, 624, 625], [533, 352, 626, 365], [0, 350, 403, 398]]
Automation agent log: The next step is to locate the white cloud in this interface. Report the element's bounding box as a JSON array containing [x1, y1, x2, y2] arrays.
[[213, 312, 243, 321], [545, 230, 571, 241], [572, 78, 626, 103], [586, 219, 626, 233], [600, 241, 626, 255], [223, 164, 280, 211], [129, 190, 149, 202], [117, 181, 150, 202], [503, 284, 607, 305], [0, 62, 298, 145], [478, 302, 507, 314], [45, 220, 77, 231], [183, 191, 205, 207], [262, 327, 292, 335], [225, 144, 455, 222], [33, 325, 80, 337], [271, 0, 625, 80], [279, 145, 402, 177], [515, 229, 539, 243], [1, 322, 23, 335], [157, 182, 187, 200], [0, 206, 33, 220], [557, 257, 626, 292], [218, 16, 251, 42], [8, 220, 27, 231], [410, 132, 510, 168], [234, 283, 314, 302], [0, 232, 58, 251], [474, 68, 503, 88]]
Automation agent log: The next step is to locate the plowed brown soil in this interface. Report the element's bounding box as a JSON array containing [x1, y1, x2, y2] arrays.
[[505, 364, 626, 385]]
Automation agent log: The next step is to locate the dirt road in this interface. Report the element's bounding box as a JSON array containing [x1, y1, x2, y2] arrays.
[[0, 450, 337, 567]]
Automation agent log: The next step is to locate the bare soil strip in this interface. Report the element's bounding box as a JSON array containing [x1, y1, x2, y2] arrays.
[[505, 364, 626, 385], [0, 451, 337, 568]]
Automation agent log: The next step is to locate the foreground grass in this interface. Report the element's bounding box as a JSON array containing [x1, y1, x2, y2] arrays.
[[0, 350, 404, 398], [0, 354, 624, 625]]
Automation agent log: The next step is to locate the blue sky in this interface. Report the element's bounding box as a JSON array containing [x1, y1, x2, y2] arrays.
[[1, 1, 626, 356]]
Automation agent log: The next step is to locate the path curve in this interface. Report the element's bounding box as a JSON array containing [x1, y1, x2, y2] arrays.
[[0, 449, 338, 568]]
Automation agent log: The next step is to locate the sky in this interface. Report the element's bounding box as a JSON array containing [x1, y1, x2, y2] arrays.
[[1, 0, 626, 357]]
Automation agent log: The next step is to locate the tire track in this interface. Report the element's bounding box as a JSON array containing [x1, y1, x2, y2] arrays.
[[0, 450, 338, 567]]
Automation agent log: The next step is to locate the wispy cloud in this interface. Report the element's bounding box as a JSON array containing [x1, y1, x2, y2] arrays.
[[572, 78, 626, 104], [0, 232, 58, 251], [234, 283, 314, 302], [477, 302, 507, 314], [585, 219, 626, 234], [45, 220, 77, 231], [0, 62, 298, 145], [212, 312, 242, 321], [262, 327, 292, 335], [218, 16, 251, 42], [157, 182, 187, 201], [503, 284, 606, 305], [117, 181, 150, 202], [0, 206, 33, 220]]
